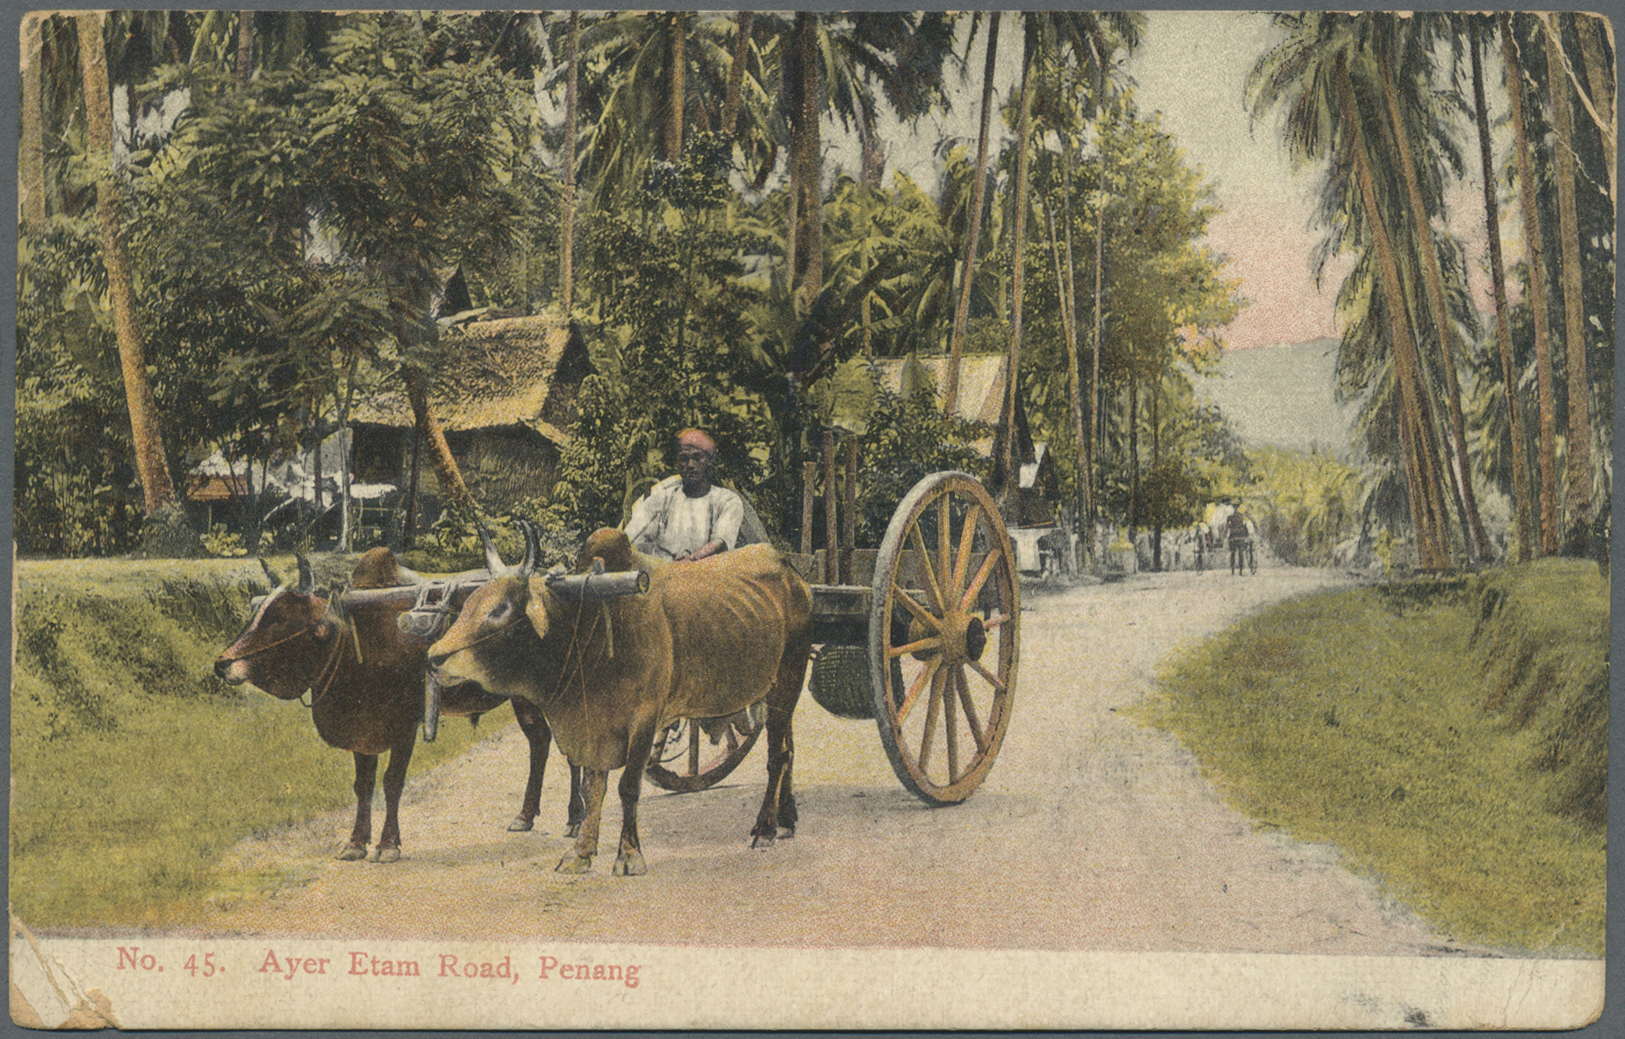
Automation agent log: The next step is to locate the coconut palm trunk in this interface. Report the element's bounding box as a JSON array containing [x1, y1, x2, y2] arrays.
[[720, 11, 753, 142], [664, 12, 686, 163], [1470, 22, 1534, 561], [1572, 14, 1615, 203], [401, 366, 477, 516], [21, 14, 46, 233], [77, 11, 176, 516], [236, 10, 253, 86], [1500, 12, 1561, 555], [1335, 54, 1449, 567], [1044, 195, 1093, 549], [791, 13, 823, 319], [560, 12, 579, 316], [1373, 37, 1492, 560], [1061, 148, 1095, 540], [1001, 25, 1037, 499], [944, 11, 1000, 420], [1544, 22, 1598, 551]]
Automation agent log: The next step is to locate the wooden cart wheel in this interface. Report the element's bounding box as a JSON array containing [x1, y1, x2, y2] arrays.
[[644, 704, 765, 792], [869, 471, 1020, 804]]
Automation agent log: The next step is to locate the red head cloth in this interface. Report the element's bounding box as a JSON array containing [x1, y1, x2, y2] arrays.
[[676, 428, 716, 457]]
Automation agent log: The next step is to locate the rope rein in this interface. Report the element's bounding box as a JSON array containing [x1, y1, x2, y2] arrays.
[[301, 612, 352, 710]]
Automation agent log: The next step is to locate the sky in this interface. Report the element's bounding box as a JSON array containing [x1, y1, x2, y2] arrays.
[[865, 10, 1505, 354]]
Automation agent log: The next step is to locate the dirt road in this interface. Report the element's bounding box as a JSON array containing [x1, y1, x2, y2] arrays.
[[188, 566, 1463, 955]]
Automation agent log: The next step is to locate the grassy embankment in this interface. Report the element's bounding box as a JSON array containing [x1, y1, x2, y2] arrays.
[[11, 557, 496, 930], [1136, 559, 1607, 956]]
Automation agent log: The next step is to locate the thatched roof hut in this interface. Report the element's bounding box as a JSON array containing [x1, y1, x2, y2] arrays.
[[351, 313, 590, 516]]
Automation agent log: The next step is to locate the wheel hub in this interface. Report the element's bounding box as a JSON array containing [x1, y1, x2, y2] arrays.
[[909, 610, 986, 665]]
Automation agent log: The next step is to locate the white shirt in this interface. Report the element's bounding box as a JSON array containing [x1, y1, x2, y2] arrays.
[[626, 476, 745, 560]]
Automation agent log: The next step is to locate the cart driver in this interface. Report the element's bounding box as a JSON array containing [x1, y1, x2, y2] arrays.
[[625, 428, 745, 563]]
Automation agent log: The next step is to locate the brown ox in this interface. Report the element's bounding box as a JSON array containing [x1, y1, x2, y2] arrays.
[[427, 525, 813, 876], [214, 549, 580, 862]]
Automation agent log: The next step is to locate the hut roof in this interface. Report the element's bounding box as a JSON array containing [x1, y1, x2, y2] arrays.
[[352, 314, 586, 444], [869, 353, 1034, 464], [870, 354, 1009, 427]]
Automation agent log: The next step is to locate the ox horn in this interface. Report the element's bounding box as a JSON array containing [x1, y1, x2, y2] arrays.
[[294, 554, 315, 596], [518, 519, 539, 576], [260, 557, 285, 589], [477, 522, 506, 575]]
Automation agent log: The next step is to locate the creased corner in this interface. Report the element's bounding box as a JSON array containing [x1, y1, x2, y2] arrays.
[[10, 913, 122, 1030]]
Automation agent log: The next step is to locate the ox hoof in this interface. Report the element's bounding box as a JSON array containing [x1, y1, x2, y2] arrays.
[[750, 832, 776, 850], [507, 816, 535, 833], [337, 844, 368, 861], [612, 851, 647, 877], [565, 823, 582, 839], [555, 853, 594, 874], [371, 845, 401, 863]]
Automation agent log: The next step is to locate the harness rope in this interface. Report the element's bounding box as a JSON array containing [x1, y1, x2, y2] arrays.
[[301, 610, 353, 710]]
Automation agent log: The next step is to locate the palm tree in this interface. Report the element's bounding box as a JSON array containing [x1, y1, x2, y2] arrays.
[[1500, 12, 1561, 555], [1370, 14, 1492, 560], [944, 12, 1001, 420], [1000, 21, 1039, 495], [999, 11, 1143, 501], [1543, 17, 1598, 550], [21, 14, 46, 233], [76, 11, 176, 516], [1468, 17, 1533, 560], [560, 11, 579, 316], [1249, 14, 1453, 566]]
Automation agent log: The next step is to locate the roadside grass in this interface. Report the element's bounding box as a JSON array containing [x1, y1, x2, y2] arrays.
[[10, 557, 491, 930], [1133, 560, 1607, 956]]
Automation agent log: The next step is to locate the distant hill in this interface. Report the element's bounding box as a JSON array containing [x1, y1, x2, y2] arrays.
[[1195, 337, 1359, 457]]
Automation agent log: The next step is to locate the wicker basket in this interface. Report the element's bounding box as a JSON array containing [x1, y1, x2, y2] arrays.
[[808, 643, 875, 720]]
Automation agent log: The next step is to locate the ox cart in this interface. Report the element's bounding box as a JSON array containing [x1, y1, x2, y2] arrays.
[[342, 469, 1021, 807]]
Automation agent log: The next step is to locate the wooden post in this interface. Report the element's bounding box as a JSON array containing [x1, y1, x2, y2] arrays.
[[841, 437, 858, 584], [822, 429, 837, 584], [402, 427, 422, 549], [800, 461, 817, 556]]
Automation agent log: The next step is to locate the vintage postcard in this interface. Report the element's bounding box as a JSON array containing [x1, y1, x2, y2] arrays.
[[10, 7, 1612, 1032]]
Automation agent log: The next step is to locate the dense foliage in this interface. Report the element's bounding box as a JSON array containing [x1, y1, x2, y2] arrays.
[[17, 11, 1610, 569]]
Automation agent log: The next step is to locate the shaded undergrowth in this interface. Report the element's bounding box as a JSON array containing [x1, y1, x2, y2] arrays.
[[1135, 559, 1607, 956]]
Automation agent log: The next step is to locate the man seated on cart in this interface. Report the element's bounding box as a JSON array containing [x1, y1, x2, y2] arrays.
[[625, 428, 745, 563], [624, 427, 764, 745]]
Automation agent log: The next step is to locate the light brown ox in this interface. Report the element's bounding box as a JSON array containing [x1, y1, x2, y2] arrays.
[[427, 525, 813, 876]]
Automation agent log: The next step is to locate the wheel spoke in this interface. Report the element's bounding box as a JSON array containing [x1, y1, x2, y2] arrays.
[[955, 665, 986, 751], [908, 524, 946, 613], [958, 550, 1002, 612], [981, 611, 1012, 630], [952, 502, 983, 597], [937, 495, 952, 610], [895, 656, 940, 725], [892, 583, 942, 631], [887, 635, 941, 659], [687, 725, 700, 775], [967, 657, 1007, 696], [725, 725, 740, 754], [943, 661, 960, 781], [916, 666, 945, 774]]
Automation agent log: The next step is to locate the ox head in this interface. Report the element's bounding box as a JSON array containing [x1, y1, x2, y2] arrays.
[[427, 522, 648, 693], [213, 555, 343, 699], [427, 520, 549, 693]]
